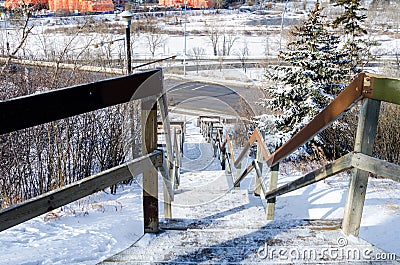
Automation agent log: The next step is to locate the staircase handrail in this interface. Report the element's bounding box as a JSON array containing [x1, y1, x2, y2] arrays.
[[213, 72, 400, 236]]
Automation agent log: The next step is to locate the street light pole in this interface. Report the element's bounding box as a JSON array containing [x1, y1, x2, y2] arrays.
[[183, 1, 187, 76], [279, 0, 290, 51], [120, 10, 133, 74]]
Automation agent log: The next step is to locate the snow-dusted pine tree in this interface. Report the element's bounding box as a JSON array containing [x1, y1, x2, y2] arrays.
[[316, 0, 375, 160], [333, 0, 374, 75], [258, 1, 347, 157]]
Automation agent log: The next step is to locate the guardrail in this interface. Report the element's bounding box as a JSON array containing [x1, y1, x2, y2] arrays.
[[0, 68, 180, 233], [211, 72, 400, 236]]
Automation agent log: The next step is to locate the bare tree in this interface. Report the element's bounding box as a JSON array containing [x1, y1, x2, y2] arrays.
[[234, 39, 249, 72], [222, 30, 239, 56], [0, 5, 34, 75], [206, 22, 220, 56], [0, 16, 142, 208], [145, 29, 167, 57], [214, 0, 224, 12], [188, 47, 206, 73]]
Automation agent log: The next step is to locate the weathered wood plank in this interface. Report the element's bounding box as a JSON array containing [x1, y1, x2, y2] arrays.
[[343, 99, 381, 236], [266, 163, 279, 220], [158, 94, 173, 218], [226, 134, 235, 162], [234, 128, 270, 168], [254, 138, 264, 196], [159, 157, 173, 219], [173, 128, 181, 188], [159, 158, 174, 199], [233, 163, 255, 187], [253, 161, 267, 196], [157, 94, 174, 173], [234, 162, 242, 190], [264, 153, 353, 201], [351, 153, 400, 183], [0, 69, 163, 135], [141, 99, 159, 233], [0, 151, 162, 232], [221, 134, 239, 188], [364, 73, 400, 105]]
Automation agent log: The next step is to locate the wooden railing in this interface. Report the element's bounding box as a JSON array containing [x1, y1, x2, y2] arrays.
[[0, 68, 181, 233], [212, 72, 400, 236]]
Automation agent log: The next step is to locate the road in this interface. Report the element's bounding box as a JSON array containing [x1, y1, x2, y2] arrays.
[[164, 79, 265, 119]]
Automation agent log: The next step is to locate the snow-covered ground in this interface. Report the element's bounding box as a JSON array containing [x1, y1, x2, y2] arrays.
[[1, 5, 400, 263], [1, 117, 399, 264], [2, 6, 398, 70], [0, 184, 145, 265], [273, 170, 400, 256]]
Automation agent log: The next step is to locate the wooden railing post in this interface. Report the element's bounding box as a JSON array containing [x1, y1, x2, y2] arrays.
[[213, 136, 218, 158], [209, 122, 213, 142], [234, 162, 241, 190], [180, 125, 185, 155], [177, 131, 183, 165], [141, 98, 159, 233], [342, 98, 381, 236], [157, 94, 173, 219], [173, 128, 181, 189], [226, 152, 232, 174], [266, 163, 279, 220], [221, 147, 226, 170], [254, 131, 265, 196]]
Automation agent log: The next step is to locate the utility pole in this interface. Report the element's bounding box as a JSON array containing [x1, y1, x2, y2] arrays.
[[183, 1, 187, 76]]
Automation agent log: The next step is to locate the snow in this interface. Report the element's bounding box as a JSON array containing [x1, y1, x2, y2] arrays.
[[271, 170, 400, 256], [1, 116, 400, 264], [1, 6, 400, 263], [0, 184, 144, 265]]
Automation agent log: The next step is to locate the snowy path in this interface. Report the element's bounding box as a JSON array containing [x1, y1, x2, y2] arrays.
[[101, 121, 399, 264], [1, 118, 399, 264]]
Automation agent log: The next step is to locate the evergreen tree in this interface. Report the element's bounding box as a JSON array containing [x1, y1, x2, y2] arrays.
[[258, 1, 347, 157], [333, 0, 374, 74]]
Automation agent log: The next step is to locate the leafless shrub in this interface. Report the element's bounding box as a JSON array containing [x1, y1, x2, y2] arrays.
[[205, 22, 220, 56], [145, 30, 167, 57], [0, 14, 141, 209], [188, 47, 206, 73], [320, 102, 400, 167], [374, 103, 400, 165], [319, 109, 358, 160]]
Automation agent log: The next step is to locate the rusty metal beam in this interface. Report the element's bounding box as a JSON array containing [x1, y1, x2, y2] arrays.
[[0, 69, 163, 135]]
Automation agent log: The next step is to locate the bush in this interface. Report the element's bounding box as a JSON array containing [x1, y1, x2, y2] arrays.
[[0, 66, 138, 209], [374, 103, 400, 165], [320, 102, 400, 166]]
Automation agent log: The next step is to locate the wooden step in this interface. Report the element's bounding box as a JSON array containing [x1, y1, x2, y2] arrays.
[[99, 219, 398, 264], [159, 218, 343, 231]]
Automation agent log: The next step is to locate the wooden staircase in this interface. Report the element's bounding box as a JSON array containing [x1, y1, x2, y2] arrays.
[[99, 113, 400, 264]]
